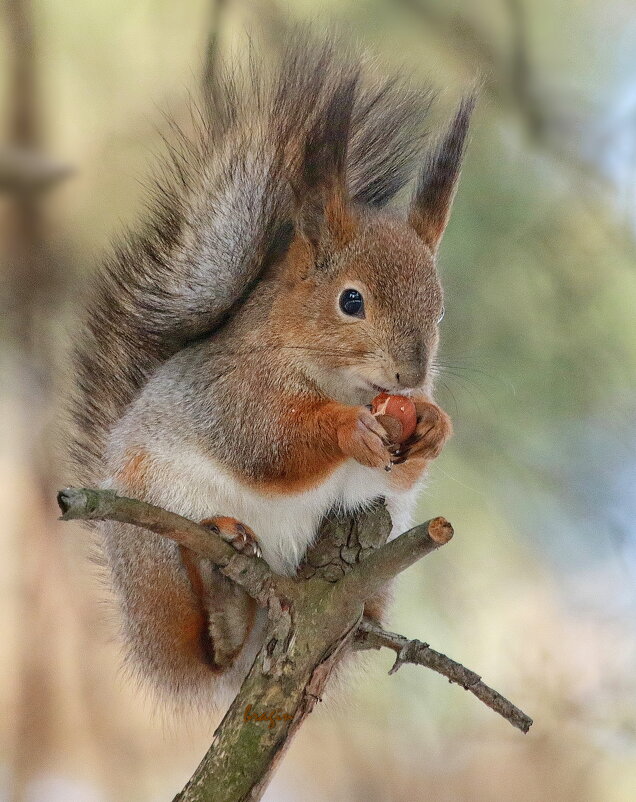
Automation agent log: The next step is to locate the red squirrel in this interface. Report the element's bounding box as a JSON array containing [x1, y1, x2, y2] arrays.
[[70, 36, 473, 708]]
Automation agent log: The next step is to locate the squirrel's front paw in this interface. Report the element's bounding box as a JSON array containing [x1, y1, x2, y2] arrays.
[[200, 517, 261, 558], [337, 407, 392, 470], [390, 399, 452, 465]]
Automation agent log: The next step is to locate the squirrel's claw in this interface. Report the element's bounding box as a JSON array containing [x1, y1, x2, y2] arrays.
[[389, 400, 452, 464], [200, 517, 261, 558]]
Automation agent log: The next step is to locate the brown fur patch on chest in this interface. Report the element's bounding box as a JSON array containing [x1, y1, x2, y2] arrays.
[[241, 396, 349, 494], [116, 449, 151, 496]]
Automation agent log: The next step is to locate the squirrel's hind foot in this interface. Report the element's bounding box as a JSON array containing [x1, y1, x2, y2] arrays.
[[200, 517, 261, 559]]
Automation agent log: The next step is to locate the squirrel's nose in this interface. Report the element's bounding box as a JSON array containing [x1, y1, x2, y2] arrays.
[[394, 342, 427, 389], [395, 366, 427, 389]]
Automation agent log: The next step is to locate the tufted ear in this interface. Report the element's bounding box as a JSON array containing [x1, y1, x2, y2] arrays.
[[294, 75, 358, 254], [408, 94, 475, 253]]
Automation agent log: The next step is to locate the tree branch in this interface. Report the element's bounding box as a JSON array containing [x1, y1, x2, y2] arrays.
[[57, 487, 289, 606], [202, 0, 230, 117], [355, 619, 533, 734], [0, 146, 73, 194], [57, 487, 532, 800], [340, 516, 453, 600]]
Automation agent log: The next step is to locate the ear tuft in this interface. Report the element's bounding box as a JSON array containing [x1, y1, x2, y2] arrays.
[[295, 74, 359, 252], [408, 93, 476, 252]]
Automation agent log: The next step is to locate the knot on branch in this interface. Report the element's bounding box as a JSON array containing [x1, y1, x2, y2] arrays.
[[388, 638, 430, 675], [297, 502, 392, 582]]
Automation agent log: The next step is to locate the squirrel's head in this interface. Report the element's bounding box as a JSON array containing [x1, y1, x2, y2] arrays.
[[273, 81, 474, 405]]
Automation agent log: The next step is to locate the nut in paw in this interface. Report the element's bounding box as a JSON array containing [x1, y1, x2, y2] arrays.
[[390, 399, 452, 464], [337, 407, 392, 469]]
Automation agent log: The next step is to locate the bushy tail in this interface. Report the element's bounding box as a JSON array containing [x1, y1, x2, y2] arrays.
[[70, 33, 433, 482]]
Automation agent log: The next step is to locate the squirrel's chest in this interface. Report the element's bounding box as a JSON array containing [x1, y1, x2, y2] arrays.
[[247, 461, 390, 568], [150, 449, 392, 575]]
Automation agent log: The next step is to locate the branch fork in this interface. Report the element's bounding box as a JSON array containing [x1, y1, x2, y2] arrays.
[[57, 487, 532, 802]]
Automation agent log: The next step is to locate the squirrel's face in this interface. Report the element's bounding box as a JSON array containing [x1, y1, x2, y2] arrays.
[[273, 89, 473, 404], [276, 214, 444, 405]]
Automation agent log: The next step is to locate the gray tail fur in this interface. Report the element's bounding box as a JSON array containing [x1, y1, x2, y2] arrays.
[[70, 33, 434, 482]]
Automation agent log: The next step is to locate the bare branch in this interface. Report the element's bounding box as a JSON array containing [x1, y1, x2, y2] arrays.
[[172, 607, 361, 802], [0, 147, 73, 194], [57, 487, 289, 606], [356, 619, 533, 734], [339, 516, 453, 600]]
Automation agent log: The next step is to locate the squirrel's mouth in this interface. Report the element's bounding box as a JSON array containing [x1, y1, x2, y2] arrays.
[[351, 372, 417, 399], [355, 376, 391, 394], [363, 378, 418, 397]]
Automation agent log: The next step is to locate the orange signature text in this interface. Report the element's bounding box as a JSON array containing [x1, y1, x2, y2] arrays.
[[243, 704, 293, 729]]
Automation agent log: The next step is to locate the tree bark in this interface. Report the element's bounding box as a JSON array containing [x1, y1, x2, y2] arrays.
[[58, 488, 532, 801]]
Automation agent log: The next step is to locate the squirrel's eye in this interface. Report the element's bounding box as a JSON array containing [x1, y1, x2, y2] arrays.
[[437, 305, 445, 324], [339, 288, 365, 318]]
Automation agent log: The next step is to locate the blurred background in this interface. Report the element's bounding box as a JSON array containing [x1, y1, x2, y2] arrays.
[[1, 0, 636, 800]]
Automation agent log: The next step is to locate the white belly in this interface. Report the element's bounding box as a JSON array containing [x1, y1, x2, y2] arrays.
[[136, 447, 419, 575]]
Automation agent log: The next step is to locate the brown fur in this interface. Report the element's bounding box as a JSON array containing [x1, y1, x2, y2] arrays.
[[363, 589, 392, 624], [409, 95, 476, 251], [116, 450, 150, 495], [182, 518, 260, 669], [70, 37, 436, 486], [178, 546, 224, 671], [69, 34, 473, 705], [389, 457, 430, 491], [243, 398, 393, 494]]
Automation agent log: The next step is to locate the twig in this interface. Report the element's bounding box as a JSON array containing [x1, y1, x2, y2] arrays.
[[355, 619, 533, 734], [341, 516, 453, 599]]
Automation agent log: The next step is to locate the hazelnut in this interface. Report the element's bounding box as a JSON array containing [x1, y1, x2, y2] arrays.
[[370, 393, 417, 444]]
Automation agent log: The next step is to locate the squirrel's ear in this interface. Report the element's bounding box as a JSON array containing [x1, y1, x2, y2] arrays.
[[294, 76, 358, 253], [408, 94, 475, 252]]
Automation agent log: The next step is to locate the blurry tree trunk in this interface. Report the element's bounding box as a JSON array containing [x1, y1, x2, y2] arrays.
[[3, 3, 165, 797], [4, 0, 54, 370], [3, 1, 71, 799], [5, 0, 55, 798]]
